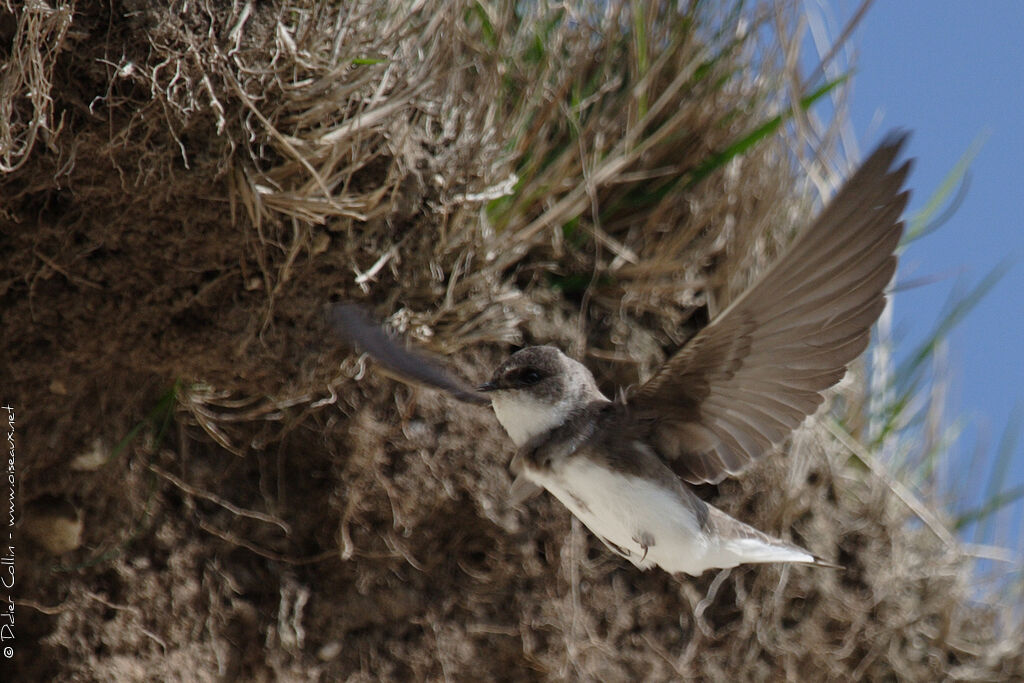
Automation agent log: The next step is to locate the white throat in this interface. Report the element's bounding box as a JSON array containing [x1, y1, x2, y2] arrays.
[[489, 394, 573, 447]]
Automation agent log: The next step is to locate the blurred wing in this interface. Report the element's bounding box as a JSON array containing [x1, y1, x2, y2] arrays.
[[627, 132, 912, 484], [328, 304, 490, 405]]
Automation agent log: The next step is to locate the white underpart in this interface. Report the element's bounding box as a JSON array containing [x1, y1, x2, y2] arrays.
[[522, 453, 813, 576], [490, 393, 574, 447], [489, 391, 814, 574]]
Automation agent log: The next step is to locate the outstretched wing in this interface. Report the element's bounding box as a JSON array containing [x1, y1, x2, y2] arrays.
[[328, 303, 490, 405], [626, 132, 912, 484]]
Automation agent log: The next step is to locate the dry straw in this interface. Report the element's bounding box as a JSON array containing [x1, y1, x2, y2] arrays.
[[3, 0, 1020, 680]]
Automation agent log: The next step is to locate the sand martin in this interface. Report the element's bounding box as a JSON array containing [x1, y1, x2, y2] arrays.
[[330, 132, 911, 576]]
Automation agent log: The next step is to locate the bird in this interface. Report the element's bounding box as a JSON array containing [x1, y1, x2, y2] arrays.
[[329, 131, 912, 576]]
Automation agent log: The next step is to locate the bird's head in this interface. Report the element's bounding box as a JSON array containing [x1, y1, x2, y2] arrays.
[[478, 346, 606, 446]]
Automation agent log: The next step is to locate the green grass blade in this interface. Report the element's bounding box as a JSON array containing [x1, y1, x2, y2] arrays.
[[903, 130, 988, 244], [111, 381, 181, 460], [874, 262, 1010, 448], [469, 2, 496, 48], [632, 1, 649, 118], [684, 75, 848, 190], [970, 403, 1024, 541], [957, 485, 1024, 533], [897, 260, 1011, 391]]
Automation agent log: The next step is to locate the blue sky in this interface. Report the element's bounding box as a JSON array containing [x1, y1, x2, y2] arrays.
[[824, 2, 1024, 555]]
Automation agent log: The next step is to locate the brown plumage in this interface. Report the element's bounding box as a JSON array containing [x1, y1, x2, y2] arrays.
[[626, 132, 911, 484], [327, 303, 490, 406]]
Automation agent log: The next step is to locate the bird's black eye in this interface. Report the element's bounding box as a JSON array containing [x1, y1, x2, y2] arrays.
[[520, 368, 543, 385]]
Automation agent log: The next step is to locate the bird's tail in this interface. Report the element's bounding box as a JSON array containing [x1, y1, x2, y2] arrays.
[[707, 507, 841, 569]]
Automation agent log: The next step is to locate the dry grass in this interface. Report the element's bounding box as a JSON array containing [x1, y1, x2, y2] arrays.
[[3, 0, 1021, 680]]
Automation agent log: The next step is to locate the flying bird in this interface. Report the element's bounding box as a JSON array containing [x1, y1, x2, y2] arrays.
[[330, 132, 912, 576]]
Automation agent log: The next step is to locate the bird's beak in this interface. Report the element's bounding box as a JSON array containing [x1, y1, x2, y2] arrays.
[[476, 381, 498, 393]]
